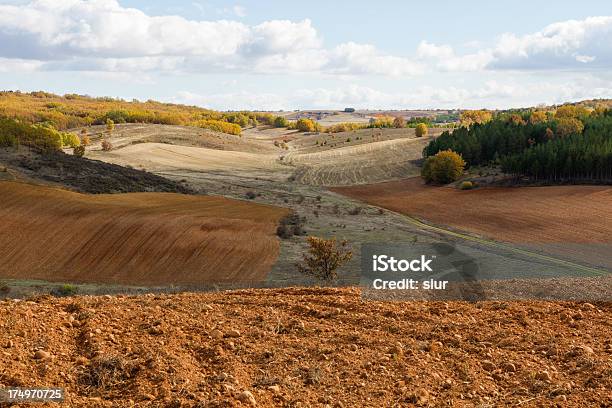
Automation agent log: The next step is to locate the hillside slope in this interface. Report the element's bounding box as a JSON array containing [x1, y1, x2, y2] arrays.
[[0, 182, 289, 286], [0, 288, 609, 407]]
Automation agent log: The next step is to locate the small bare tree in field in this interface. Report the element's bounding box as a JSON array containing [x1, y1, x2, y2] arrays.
[[101, 139, 113, 151], [297, 236, 352, 282], [393, 116, 405, 128], [80, 128, 91, 146]]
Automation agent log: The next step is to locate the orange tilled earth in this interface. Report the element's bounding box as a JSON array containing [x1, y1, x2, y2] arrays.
[[0, 182, 289, 286], [332, 178, 612, 244], [0, 288, 610, 407]]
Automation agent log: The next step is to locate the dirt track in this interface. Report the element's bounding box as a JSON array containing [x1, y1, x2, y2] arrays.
[[0, 182, 288, 286], [0, 288, 609, 407]]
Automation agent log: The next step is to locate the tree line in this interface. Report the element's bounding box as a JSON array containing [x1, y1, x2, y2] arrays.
[[0, 91, 290, 136], [423, 106, 612, 183]]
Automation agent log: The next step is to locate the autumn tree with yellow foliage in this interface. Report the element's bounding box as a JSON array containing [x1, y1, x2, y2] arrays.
[[459, 110, 493, 127]]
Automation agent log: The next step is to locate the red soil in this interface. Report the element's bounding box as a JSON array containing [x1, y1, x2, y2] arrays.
[[332, 178, 612, 244], [0, 181, 289, 286], [0, 288, 609, 407]]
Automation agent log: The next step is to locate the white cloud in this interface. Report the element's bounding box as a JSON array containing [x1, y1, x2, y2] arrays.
[[172, 75, 612, 111], [328, 42, 423, 76], [0, 0, 420, 77], [416, 17, 612, 72], [0, 57, 43, 72], [416, 41, 493, 72], [489, 16, 612, 70], [174, 90, 289, 111]]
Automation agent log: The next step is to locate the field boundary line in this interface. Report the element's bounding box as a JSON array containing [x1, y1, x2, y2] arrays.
[[373, 205, 610, 277]]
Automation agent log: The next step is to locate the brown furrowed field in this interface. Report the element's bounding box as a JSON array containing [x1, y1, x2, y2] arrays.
[[0, 181, 289, 286], [332, 177, 612, 244]]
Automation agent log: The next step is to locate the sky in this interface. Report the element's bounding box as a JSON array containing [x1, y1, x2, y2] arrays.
[[1, 0, 612, 110]]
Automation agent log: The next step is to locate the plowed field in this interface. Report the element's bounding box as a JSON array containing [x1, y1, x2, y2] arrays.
[[0, 182, 289, 286], [0, 288, 609, 407], [332, 178, 612, 244]]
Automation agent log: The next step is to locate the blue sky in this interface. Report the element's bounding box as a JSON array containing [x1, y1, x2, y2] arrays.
[[1, 0, 612, 110]]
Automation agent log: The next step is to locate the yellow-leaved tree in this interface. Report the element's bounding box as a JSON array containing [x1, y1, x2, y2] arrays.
[[422, 150, 466, 184], [415, 123, 428, 137], [460, 110, 492, 127]]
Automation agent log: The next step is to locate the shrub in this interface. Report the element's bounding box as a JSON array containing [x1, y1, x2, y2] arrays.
[[61, 132, 81, 148], [296, 118, 321, 132], [367, 116, 394, 128], [276, 213, 306, 239], [348, 206, 362, 215], [273, 116, 288, 128], [325, 122, 363, 133], [0, 119, 63, 150], [53, 284, 78, 297], [73, 145, 85, 157], [101, 139, 113, 151], [393, 116, 405, 128], [422, 150, 466, 184], [459, 181, 474, 190], [192, 119, 241, 135], [105, 118, 115, 133], [296, 236, 352, 282], [276, 224, 292, 239], [415, 123, 428, 138], [245, 191, 256, 199]]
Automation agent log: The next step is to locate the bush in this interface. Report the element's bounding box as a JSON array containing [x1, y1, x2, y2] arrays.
[[367, 116, 394, 128], [296, 118, 321, 132], [61, 132, 81, 148], [393, 116, 405, 128], [276, 224, 292, 239], [101, 139, 113, 151], [106, 118, 115, 133], [273, 116, 288, 128], [73, 145, 85, 157], [296, 236, 353, 282], [422, 150, 466, 184], [53, 284, 78, 297], [245, 191, 256, 199], [192, 119, 241, 135], [81, 135, 91, 146], [276, 213, 306, 239], [0, 119, 62, 150], [325, 122, 363, 133], [459, 181, 474, 190], [415, 123, 428, 138], [348, 206, 362, 215]]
